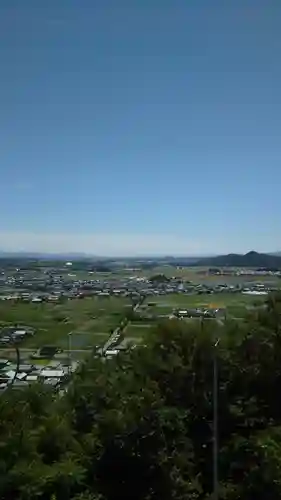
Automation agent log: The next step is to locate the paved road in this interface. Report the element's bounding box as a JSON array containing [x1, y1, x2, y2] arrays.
[[1, 303, 141, 359], [102, 301, 141, 353]]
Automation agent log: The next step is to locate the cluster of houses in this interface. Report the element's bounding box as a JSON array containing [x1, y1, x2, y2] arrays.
[[208, 268, 281, 277], [0, 340, 136, 393], [0, 264, 278, 394], [0, 356, 79, 393], [0, 326, 34, 346], [0, 333, 136, 393], [0, 267, 279, 304], [173, 307, 224, 319]]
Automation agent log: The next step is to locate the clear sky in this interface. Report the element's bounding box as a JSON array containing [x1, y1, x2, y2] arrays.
[[0, 0, 280, 256]]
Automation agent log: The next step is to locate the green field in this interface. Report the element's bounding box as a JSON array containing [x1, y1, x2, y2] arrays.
[[41, 266, 281, 289], [125, 322, 152, 339], [0, 291, 269, 358], [122, 292, 265, 345], [144, 292, 264, 317], [144, 265, 280, 283], [0, 296, 131, 350], [108, 264, 278, 284]]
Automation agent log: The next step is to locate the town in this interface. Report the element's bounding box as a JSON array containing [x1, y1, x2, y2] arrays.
[[0, 257, 280, 392], [1, 258, 280, 303]]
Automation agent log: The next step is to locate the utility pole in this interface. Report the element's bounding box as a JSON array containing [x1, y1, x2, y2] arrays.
[[213, 339, 219, 500], [68, 332, 72, 375], [10, 343, 20, 386]]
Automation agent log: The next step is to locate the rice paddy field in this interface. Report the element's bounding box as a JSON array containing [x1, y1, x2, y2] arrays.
[[143, 292, 264, 318], [0, 296, 131, 350], [50, 264, 281, 288], [122, 292, 266, 343], [144, 266, 280, 284], [0, 288, 272, 362]]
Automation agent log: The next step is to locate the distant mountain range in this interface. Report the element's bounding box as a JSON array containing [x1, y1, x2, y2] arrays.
[[0, 252, 210, 261], [0, 250, 281, 268], [192, 251, 281, 268]]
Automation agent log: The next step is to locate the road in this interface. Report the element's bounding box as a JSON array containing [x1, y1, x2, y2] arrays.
[[0, 302, 142, 360], [101, 301, 141, 353]]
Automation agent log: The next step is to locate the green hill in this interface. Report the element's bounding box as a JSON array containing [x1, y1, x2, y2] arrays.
[[192, 250, 281, 268]]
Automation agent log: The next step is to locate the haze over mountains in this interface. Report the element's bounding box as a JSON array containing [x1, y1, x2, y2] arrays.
[[192, 251, 281, 268], [0, 250, 281, 268]]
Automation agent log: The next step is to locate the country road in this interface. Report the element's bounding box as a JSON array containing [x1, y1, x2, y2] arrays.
[[0, 302, 142, 359], [101, 300, 141, 353]]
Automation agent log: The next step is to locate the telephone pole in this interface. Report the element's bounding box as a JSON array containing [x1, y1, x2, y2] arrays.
[[213, 338, 220, 500]]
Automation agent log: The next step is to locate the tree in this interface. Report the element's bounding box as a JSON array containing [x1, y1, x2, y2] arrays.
[[2, 294, 281, 499], [149, 274, 170, 283]]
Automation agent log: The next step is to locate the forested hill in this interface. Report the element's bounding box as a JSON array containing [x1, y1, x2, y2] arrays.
[[1, 292, 281, 499], [192, 250, 281, 268]]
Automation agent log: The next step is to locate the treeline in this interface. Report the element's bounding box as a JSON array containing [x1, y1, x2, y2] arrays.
[[1, 293, 281, 499]]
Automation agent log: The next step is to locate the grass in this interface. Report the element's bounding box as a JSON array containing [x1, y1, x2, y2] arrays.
[[0, 291, 269, 354], [0, 296, 131, 351], [144, 293, 263, 318], [29, 358, 51, 365], [67, 332, 109, 349], [125, 323, 152, 339], [146, 292, 262, 306], [137, 265, 281, 284], [48, 266, 281, 286]]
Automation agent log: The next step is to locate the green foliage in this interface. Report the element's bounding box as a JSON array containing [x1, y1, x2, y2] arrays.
[[1, 292, 281, 499], [149, 274, 170, 283]]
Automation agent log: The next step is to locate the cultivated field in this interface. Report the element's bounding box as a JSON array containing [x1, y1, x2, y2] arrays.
[[55, 266, 281, 286], [143, 266, 281, 283], [144, 292, 264, 318], [0, 288, 272, 363], [0, 296, 131, 351]]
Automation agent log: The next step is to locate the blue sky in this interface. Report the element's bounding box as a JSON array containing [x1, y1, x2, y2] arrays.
[[0, 0, 280, 255]]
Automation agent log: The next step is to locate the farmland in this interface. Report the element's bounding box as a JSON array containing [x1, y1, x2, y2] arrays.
[[0, 296, 131, 351], [0, 291, 262, 361], [144, 292, 263, 314], [0, 282, 271, 339], [0, 258, 279, 368], [66, 266, 281, 284]]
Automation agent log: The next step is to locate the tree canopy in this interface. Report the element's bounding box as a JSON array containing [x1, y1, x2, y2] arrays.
[[149, 274, 170, 283], [1, 293, 281, 499]]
